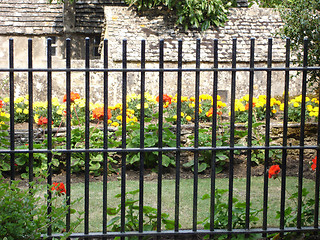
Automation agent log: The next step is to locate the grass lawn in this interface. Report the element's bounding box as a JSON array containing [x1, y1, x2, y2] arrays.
[[68, 176, 316, 233]]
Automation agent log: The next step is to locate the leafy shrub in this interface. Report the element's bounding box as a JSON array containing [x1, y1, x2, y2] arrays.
[[0, 179, 83, 240], [115, 122, 176, 169], [200, 188, 261, 239], [106, 189, 176, 239], [186, 122, 241, 173]]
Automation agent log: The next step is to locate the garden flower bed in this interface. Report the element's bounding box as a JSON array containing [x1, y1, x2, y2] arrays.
[[0, 92, 319, 179]]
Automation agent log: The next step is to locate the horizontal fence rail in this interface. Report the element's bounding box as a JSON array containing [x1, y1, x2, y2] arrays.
[[1, 37, 320, 239]]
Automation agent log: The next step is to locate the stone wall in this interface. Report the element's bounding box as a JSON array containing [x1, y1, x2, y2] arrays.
[[0, 3, 307, 105]]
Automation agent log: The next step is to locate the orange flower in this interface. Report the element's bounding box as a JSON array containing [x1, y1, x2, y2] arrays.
[[92, 107, 112, 121], [63, 92, 80, 103], [311, 156, 317, 171], [245, 102, 256, 110], [0, 100, 3, 109], [156, 94, 172, 105], [51, 182, 66, 195], [206, 107, 222, 117], [268, 165, 281, 179], [206, 107, 213, 117]]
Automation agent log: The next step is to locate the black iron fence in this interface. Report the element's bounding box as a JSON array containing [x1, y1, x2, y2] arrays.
[[1, 37, 320, 239]]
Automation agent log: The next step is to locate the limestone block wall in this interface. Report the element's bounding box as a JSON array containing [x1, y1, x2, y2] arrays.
[[0, 4, 307, 105], [101, 6, 304, 104]]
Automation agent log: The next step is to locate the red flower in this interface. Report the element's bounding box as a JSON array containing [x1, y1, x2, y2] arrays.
[[156, 94, 172, 105], [92, 107, 111, 121], [269, 165, 281, 179], [51, 182, 66, 195], [0, 100, 3, 109], [63, 92, 80, 103], [38, 116, 48, 126], [37, 116, 53, 126], [312, 156, 317, 171]]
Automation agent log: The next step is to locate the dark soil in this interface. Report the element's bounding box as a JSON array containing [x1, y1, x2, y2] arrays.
[[11, 122, 319, 185]]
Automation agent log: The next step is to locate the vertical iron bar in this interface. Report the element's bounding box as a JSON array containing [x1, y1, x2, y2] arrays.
[[193, 38, 200, 232], [65, 38, 72, 233], [139, 39, 146, 234], [157, 39, 164, 233], [297, 37, 308, 229], [175, 40, 183, 232], [103, 39, 109, 237], [280, 37, 290, 231], [263, 38, 272, 235], [121, 39, 127, 235], [245, 38, 255, 230], [228, 38, 237, 232], [210, 39, 218, 234], [28, 39, 34, 184], [9, 38, 15, 181], [46, 37, 52, 237], [84, 37, 90, 236]]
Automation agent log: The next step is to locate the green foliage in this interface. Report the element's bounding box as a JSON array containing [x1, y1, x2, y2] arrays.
[[52, 125, 119, 175], [115, 122, 176, 169], [278, 0, 320, 87], [276, 187, 315, 228], [248, 0, 282, 8], [186, 122, 241, 173], [0, 114, 10, 175], [0, 179, 83, 240], [240, 122, 282, 165], [106, 189, 176, 239], [125, 0, 232, 31], [200, 188, 261, 239]]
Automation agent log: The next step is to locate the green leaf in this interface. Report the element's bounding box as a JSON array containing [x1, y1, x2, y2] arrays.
[[162, 155, 173, 167], [107, 216, 120, 227], [106, 207, 120, 216]]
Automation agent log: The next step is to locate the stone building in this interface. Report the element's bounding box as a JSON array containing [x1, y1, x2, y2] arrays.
[[0, 0, 303, 104]]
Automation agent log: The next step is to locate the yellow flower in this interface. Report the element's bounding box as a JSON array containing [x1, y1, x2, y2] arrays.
[[111, 121, 119, 127], [186, 116, 192, 121], [271, 109, 277, 114], [16, 108, 22, 113], [0, 112, 5, 117], [181, 96, 188, 102], [181, 112, 185, 117], [173, 115, 177, 120], [190, 97, 195, 102], [116, 115, 122, 121], [3, 97, 9, 103], [243, 94, 250, 102], [5, 113, 10, 118], [23, 109, 29, 114], [52, 97, 60, 107], [57, 109, 63, 115], [306, 105, 313, 111], [293, 102, 299, 108], [108, 106, 116, 110], [24, 100, 29, 105], [115, 103, 122, 109], [14, 97, 24, 104], [127, 109, 135, 114], [108, 119, 112, 125], [189, 103, 195, 108], [136, 103, 148, 110], [280, 103, 284, 111]]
